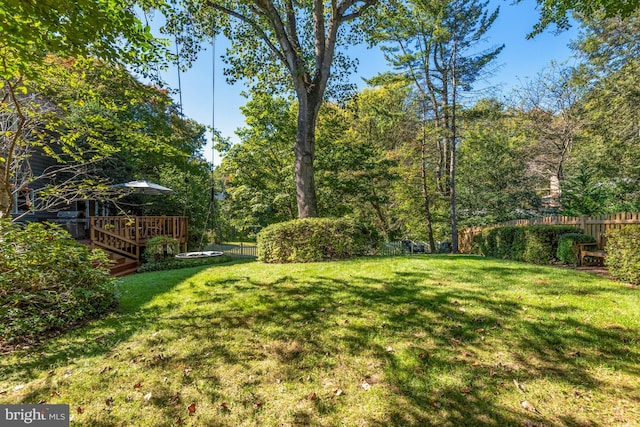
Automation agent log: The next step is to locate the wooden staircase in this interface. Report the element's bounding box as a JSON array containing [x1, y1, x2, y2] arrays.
[[88, 216, 188, 276], [108, 253, 140, 277]]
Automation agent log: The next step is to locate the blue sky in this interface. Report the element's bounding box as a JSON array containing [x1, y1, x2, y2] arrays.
[[153, 0, 580, 164]]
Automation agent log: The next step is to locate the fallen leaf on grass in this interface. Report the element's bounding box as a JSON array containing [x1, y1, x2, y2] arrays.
[[513, 379, 526, 394], [51, 391, 61, 397], [144, 393, 152, 401], [218, 402, 230, 411], [307, 392, 318, 400], [361, 381, 372, 391], [76, 407, 84, 414], [460, 387, 472, 394], [254, 401, 263, 409], [333, 389, 343, 396], [105, 397, 114, 406], [170, 392, 181, 404], [187, 403, 196, 415], [37, 400, 46, 404], [133, 381, 142, 389]]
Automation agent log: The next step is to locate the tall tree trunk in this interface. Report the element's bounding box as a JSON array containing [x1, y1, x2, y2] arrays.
[[294, 99, 318, 218], [420, 103, 436, 252], [0, 165, 11, 218], [449, 41, 458, 254]]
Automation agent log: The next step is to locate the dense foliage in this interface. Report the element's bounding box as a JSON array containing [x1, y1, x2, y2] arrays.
[[137, 254, 233, 273], [257, 218, 380, 263], [605, 225, 640, 284], [556, 232, 597, 265], [0, 221, 116, 343], [143, 236, 181, 263], [471, 225, 581, 264]]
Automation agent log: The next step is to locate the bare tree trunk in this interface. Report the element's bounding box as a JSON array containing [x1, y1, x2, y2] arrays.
[[0, 164, 11, 218], [449, 41, 459, 254], [420, 103, 436, 252], [294, 99, 318, 218], [1, 78, 26, 219]]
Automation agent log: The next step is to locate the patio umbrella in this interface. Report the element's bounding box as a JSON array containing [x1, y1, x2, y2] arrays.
[[111, 180, 174, 195]]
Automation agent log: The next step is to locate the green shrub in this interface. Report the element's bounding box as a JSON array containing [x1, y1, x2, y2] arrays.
[[557, 233, 596, 266], [605, 225, 640, 285], [471, 225, 580, 264], [137, 254, 232, 272], [0, 220, 116, 344], [257, 218, 379, 263], [143, 236, 180, 263]]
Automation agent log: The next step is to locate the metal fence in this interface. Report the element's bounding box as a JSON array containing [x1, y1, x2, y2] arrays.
[[207, 242, 258, 258]]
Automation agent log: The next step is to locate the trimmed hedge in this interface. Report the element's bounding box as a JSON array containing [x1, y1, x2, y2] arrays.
[[556, 233, 596, 266], [605, 225, 640, 285], [0, 220, 116, 344], [257, 218, 379, 263], [471, 225, 581, 264], [137, 254, 233, 273]]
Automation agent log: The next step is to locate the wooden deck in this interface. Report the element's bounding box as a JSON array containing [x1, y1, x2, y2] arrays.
[[89, 216, 188, 274]]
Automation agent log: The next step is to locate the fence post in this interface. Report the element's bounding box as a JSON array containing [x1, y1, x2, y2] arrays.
[[580, 215, 588, 234]]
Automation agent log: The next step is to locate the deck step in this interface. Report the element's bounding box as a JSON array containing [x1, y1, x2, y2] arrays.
[[109, 258, 139, 277]]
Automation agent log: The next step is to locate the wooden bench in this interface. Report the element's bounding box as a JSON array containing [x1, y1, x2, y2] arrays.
[[578, 235, 608, 267]]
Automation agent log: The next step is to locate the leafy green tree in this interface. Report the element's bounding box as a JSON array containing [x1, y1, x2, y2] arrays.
[[161, 0, 378, 218], [457, 99, 540, 226], [520, 0, 640, 37], [562, 11, 640, 212], [1, 0, 166, 218], [316, 83, 411, 240], [368, 0, 503, 252], [217, 93, 298, 235], [2, 55, 209, 228]]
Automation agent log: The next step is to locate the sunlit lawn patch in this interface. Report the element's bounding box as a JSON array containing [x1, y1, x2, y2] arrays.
[[1, 256, 638, 426]]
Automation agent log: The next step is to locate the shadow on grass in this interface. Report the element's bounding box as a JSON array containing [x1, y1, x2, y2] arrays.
[[0, 260, 254, 382], [3, 256, 638, 426], [157, 256, 638, 426]]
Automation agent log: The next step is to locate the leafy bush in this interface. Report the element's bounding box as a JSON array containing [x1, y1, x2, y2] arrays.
[[137, 254, 232, 273], [557, 233, 596, 266], [258, 218, 379, 263], [471, 225, 580, 264], [0, 220, 116, 344], [605, 225, 640, 285], [143, 236, 180, 263]]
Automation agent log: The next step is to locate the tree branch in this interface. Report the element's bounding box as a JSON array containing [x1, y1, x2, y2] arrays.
[[202, 0, 287, 65]]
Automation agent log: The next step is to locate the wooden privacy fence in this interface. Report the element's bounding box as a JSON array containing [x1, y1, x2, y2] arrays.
[[458, 212, 640, 253]]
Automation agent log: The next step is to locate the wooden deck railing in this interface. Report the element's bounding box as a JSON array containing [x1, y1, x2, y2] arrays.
[[90, 216, 188, 261], [458, 212, 640, 253]]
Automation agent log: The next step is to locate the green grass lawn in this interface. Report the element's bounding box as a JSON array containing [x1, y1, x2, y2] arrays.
[[1, 256, 639, 426]]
